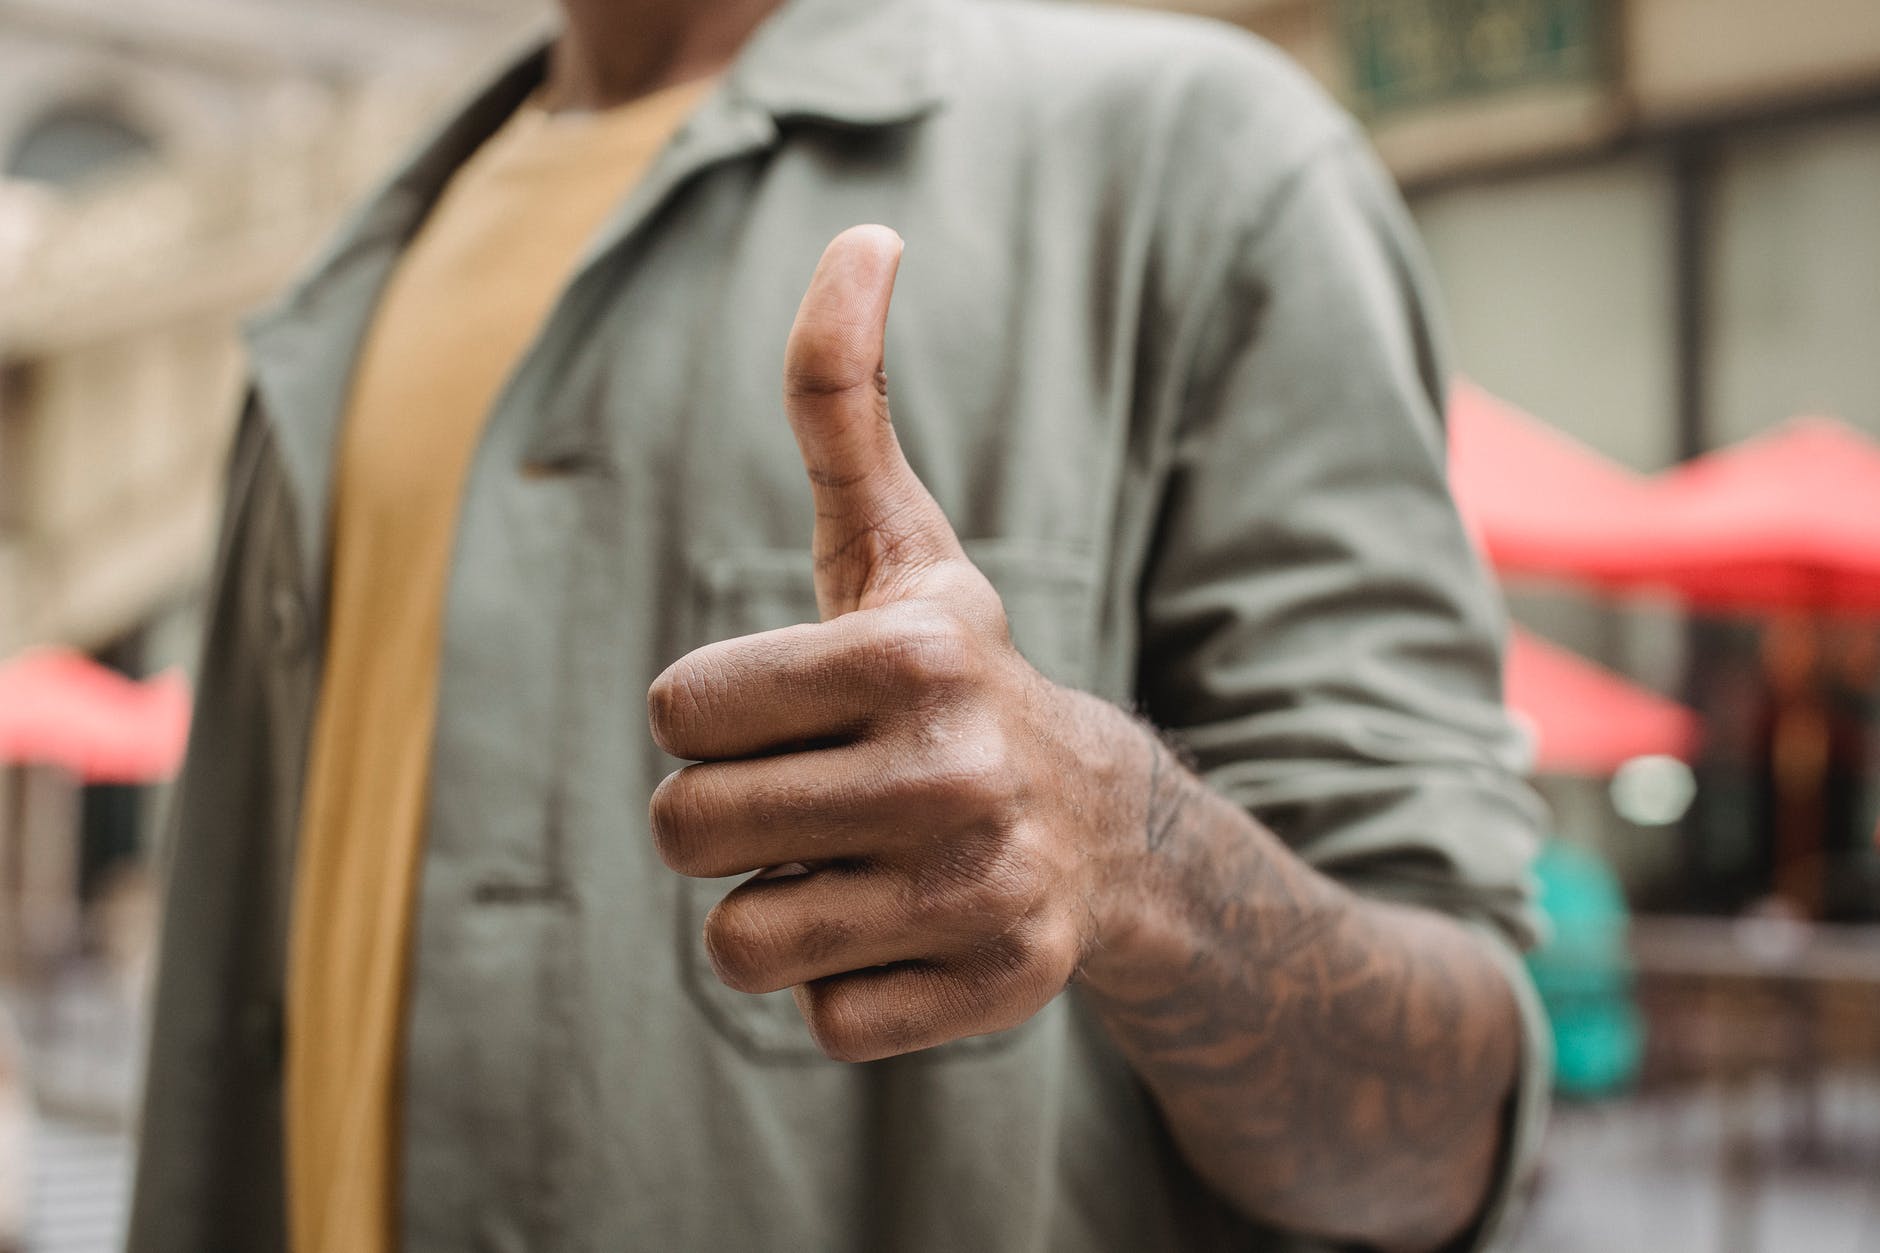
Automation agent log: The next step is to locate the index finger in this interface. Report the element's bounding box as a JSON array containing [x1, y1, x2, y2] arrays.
[[647, 603, 961, 761]]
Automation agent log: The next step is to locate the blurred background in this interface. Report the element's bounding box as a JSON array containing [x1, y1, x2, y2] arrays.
[[1, 0, 1877, 1249]]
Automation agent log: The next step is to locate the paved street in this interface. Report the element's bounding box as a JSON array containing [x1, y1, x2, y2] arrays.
[[1514, 1076, 1880, 1252]]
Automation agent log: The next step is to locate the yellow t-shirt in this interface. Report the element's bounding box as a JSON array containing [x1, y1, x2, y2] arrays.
[[286, 78, 711, 1253]]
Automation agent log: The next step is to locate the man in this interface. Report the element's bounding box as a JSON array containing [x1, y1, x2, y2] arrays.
[[130, 0, 1551, 1250]]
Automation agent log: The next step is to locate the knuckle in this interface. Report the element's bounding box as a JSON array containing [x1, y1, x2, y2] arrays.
[[952, 931, 1029, 992], [807, 1018, 872, 1064], [793, 911, 862, 968], [904, 726, 1014, 820], [701, 901, 775, 994], [900, 836, 1042, 933], [952, 923, 1069, 1030], [1019, 914, 1082, 987], [800, 984, 874, 1063], [785, 328, 874, 399], [951, 767, 1011, 825], [875, 606, 976, 691], [957, 945, 1038, 1017], [985, 921, 1048, 976], [646, 659, 708, 756], [647, 770, 706, 873], [966, 728, 1019, 810], [967, 841, 1049, 922], [803, 978, 923, 1063]]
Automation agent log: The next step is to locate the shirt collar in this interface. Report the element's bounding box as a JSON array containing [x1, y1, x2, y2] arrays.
[[240, 0, 947, 607], [247, 0, 944, 329], [727, 0, 947, 126]]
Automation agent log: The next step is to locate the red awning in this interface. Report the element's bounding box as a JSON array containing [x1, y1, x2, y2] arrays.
[[1584, 418, 1880, 614], [1505, 628, 1701, 775], [1451, 384, 1880, 615], [1447, 379, 1654, 578], [0, 647, 191, 784], [1449, 386, 1704, 772]]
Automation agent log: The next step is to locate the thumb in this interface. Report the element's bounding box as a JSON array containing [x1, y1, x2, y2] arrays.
[[785, 225, 963, 619]]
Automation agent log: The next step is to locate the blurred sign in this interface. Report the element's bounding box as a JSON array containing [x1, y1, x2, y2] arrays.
[[1340, 0, 1613, 116]]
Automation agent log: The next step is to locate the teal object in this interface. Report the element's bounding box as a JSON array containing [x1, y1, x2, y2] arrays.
[[1526, 838, 1643, 1097]]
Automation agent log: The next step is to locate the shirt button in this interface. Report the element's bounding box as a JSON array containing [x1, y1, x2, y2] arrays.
[[267, 582, 305, 657]]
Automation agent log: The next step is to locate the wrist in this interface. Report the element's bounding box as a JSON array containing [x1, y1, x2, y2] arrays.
[[1066, 711, 1346, 1004], [1064, 704, 1221, 1000]]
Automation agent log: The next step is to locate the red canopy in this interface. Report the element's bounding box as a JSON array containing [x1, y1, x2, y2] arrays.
[[1447, 379, 1653, 578], [0, 647, 191, 784], [1450, 383, 1880, 614], [1581, 418, 1880, 614], [1505, 628, 1701, 775]]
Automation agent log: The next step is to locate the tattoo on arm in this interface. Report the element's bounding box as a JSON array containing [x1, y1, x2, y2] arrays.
[[1083, 726, 1521, 1251], [1141, 729, 1198, 853]]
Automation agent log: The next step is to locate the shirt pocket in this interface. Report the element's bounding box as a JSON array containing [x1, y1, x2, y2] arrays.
[[675, 538, 1097, 1063]]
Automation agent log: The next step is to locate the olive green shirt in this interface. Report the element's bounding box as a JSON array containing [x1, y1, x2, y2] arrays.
[[131, 1, 1551, 1250]]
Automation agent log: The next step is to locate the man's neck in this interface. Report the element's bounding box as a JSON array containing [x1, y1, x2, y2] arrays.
[[545, 0, 788, 113]]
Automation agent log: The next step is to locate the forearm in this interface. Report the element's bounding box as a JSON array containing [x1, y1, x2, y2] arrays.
[[1077, 711, 1522, 1251]]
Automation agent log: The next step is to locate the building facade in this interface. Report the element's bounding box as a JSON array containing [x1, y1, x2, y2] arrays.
[[0, 0, 529, 1031], [0, 0, 532, 663]]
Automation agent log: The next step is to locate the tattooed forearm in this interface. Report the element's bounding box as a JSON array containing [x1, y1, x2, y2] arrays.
[[1079, 725, 1521, 1252], [1141, 730, 1199, 853]]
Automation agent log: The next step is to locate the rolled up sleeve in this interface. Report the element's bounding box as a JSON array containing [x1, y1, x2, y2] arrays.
[[1137, 130, 1552, 1249]]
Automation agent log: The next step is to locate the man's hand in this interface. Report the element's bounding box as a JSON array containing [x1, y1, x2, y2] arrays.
[[648, 225, 1525, 1248], [647, 225, 1128, 1063]]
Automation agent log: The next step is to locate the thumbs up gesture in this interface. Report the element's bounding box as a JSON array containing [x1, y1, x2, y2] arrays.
[[648, 227, 1137, 1062]]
